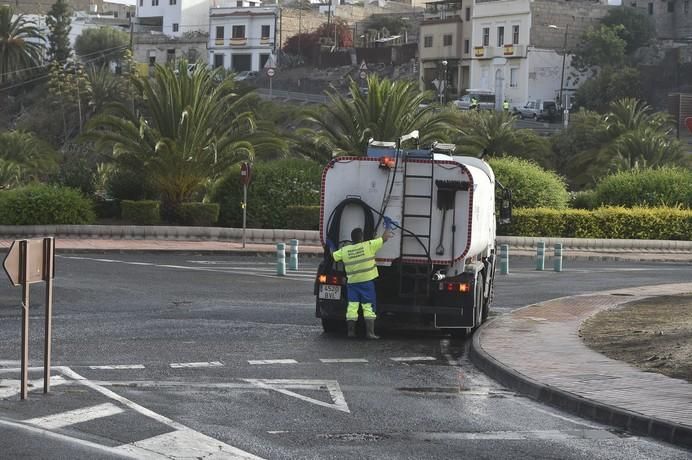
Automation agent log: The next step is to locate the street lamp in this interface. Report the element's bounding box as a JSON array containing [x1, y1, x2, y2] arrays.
[[440, 60, 448, 104], [548, 24, 569, 126]]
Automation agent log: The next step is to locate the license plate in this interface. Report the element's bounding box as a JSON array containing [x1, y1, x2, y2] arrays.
[[319, 284, 341, 300]]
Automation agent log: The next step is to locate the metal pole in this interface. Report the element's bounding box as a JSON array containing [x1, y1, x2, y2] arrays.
[[269, 76, 272, 98], [276, 243, 286, 276], [43, 237, 54, 393], [559, 25, 568, 125], [553, 243, 563, 272], [500, 244, 509, 275], [289, 239, 299, 271], [242, 184, 247, 249], [20, 240, 29, 401], [536, 241, 545, 271]]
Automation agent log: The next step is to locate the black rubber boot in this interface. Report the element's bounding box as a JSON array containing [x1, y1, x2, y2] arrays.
[[347, 321, 356, 338], [365, 319, 379, 340]]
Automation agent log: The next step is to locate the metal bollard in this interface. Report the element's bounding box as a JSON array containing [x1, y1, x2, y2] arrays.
[[276, 243, 286, 276], [554, 243, 563, 272], [499, 244, 509, 275], [289, 239, 299, 271], [536, 241, 545, 271]]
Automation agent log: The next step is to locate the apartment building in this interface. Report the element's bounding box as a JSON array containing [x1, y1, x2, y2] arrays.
[[208, 1, 278, 72], [418, 0, 473, 99], [134, 0, 210, 37]]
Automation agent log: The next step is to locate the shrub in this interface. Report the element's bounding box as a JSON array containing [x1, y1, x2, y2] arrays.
[[0, 184, 95, 225], [107, 168, 158, 201], [500, 207, 692, 240], [571, 190, 598, 210], [121, 200, 160, 225], [93, 198, 120, 219], [592, 167, 692, 208], [488, 156, 570, 209], [285, 205, 320, 230], [212, 159, 322, 229], [177, 202, 220, 226]]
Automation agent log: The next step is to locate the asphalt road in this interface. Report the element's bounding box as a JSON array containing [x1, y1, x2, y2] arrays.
[[0, 253, 691, 459]]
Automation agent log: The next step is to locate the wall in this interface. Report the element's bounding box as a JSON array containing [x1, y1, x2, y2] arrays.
[[529, 0, 609, 51], [12, 0, 134, 16], [133, 33, 208, 67]]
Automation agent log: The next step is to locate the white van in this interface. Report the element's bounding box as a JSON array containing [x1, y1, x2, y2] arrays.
[[453, 90, 496, 111]]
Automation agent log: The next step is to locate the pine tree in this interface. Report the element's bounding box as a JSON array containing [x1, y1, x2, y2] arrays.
[[46, 0, 72, 64]]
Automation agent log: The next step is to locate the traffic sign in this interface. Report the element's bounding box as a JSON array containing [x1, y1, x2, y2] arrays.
[[240, 162, 252, 185], [266, 68, 275, 78], [359, 71, 367, 80], [3, 239, 51, 286]]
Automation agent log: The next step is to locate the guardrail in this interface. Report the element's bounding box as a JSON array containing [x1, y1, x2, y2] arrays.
[[1, 226, 691, 252]]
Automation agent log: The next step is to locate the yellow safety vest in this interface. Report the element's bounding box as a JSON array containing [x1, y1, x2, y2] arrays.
[[332, 238, 383, 284], [503, 101, 509, 110]]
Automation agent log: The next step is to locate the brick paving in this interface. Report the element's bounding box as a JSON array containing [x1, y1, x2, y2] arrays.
[[475, 283, 692, 446]]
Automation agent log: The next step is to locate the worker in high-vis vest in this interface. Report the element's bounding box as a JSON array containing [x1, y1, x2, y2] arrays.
[[331, 227, 393, 339]]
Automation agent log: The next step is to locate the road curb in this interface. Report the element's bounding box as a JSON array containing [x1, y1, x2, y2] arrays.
[[469, 313, 692, 450]]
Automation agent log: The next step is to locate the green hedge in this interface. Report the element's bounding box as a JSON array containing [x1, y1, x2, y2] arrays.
[[488, 156, 570, 209], [121, 200, 160, 225], [177, 202, 220, 226], [212, 159, 322, 229], [591, 167, 692, 208], [0, 184, 95, 225], [285, 205, 320, 230], [500, 207, 692, 240]]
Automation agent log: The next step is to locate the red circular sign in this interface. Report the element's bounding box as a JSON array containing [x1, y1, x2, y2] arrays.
[[240, 162, 251, 185], [266, 68, 275, 78], [686, 117, 692, 133]]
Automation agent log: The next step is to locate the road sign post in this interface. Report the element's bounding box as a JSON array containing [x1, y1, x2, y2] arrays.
[[240, 162, 252, 248], [3, 237, 55, 400], [267, 67, 275, 98]]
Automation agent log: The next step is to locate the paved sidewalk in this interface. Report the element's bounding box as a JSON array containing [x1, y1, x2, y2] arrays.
[[470, 283, 692, 450]]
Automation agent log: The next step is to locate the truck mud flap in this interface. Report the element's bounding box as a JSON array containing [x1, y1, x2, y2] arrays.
[[434, 308, 474, 328]]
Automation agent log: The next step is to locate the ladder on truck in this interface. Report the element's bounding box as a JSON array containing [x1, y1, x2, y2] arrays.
[[398, 148, 434, 299]]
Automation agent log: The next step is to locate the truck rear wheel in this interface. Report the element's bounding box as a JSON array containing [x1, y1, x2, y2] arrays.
[[321, 318, 343, 333]]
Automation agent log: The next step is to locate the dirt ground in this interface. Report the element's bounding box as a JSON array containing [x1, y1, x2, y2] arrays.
[[580, 294, 692, 383]]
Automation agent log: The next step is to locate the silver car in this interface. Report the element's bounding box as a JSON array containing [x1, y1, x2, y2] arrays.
[[513, 100, 558, 121]]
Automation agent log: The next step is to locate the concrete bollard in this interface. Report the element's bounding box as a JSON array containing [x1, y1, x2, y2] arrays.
[[289, 239, 299, 270], [499, 244, 509, 275], [276, 243, 286, 276], [554, 243, 563, 272], [536, 241, 545, 271]]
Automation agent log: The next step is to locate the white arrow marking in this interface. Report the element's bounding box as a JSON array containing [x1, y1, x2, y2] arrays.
[[390, 356, 437, 362], [244, 379, 350, 413]]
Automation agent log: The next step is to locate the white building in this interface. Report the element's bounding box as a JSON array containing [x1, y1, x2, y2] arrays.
[[135, 0, 210, 37], [208, 1, 278, 72]]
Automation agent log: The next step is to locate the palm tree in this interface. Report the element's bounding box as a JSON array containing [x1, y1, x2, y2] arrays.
[[0, 130, 58, 181], [0, 6, 45, 84], [304, 76, 458, 156], [85, 61, 283, 216]]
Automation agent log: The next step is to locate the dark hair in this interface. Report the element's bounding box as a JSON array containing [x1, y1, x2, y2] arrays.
[[351, 227, 363, 243]]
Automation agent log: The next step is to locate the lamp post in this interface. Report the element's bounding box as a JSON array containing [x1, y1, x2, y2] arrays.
[[549, 24, 569, 126], [439, 60, 448, 104]]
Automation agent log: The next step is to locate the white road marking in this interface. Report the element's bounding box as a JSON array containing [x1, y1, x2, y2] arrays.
[[56, 367, 264, 459], [512, 396, 603, 429], [248, 359, 298, 365], [116, 429, 262, 459], [390, 356, 437, 362], [411, 429, 621, 441], [170, 361, 223, 369], [89, 365, 146, 370], [25, 403, 124, 429], [244, 379, 350, 413], [0, 375, 67, 399], [319, 358, 369, 363]]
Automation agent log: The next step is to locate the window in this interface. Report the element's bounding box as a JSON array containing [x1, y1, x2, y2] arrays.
[[139, 0, 142, 6], [667, 1, 675, 11], [149, 56, 156, 65], [512, 25, 519, 44], [464, 39, 470, 54], [213, 54, 224, 68], [685, 0, 689, 13], [497, 26, 504, 47], [510, 68, 518, 88], [482, 27, 489, 46], [232, 25, 245, 39], [215, 26, 224, 40], [261, 25, 270, 38], [630, 2, 636, 6], [151, 0, 158, 5], [172, 23, 179, 32], [170, 0, 176, 4], [424, 36, 433, 48], [465, 7, 470, 21], [443, 34, 452, 46], [166, 49, 175, 63], [236, 1, 242, 5], [648, 2, 654, 13]]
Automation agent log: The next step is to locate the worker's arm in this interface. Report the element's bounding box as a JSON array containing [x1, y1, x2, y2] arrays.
[[331, 248, 343, 262], [382, 230, 394, 242]]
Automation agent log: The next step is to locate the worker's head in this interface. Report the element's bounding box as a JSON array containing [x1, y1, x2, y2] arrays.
[[351, 227, 364, 243]]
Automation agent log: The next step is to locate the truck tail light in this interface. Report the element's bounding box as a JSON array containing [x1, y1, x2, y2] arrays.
[[379, 156, 396, 169], [439, 282, 470, 293]]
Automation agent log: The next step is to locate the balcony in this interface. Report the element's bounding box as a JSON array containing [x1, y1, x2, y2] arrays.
[[215, 38, 224, 45], [259, 37, 271, 46], [229, 37, 247, 46], [474, 44, 526, 59]]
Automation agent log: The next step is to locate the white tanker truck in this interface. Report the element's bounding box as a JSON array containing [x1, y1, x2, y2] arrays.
[[314, 131, 511, 335]]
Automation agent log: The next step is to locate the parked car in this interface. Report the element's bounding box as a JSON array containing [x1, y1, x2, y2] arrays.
[[453, 90, 496, 111], [513, 100, 558, 121], [234, 70, 258, 81]]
